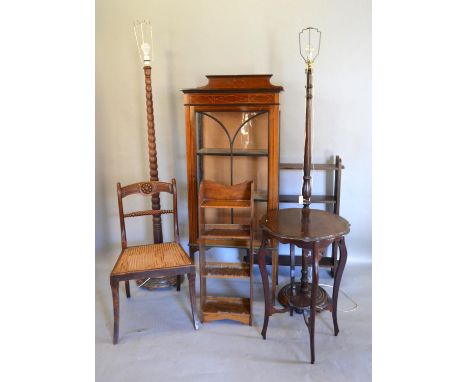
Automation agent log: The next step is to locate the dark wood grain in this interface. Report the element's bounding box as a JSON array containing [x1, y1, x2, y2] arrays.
[[302, 67, 313, 205], [257, 208, 350, 364], [261, 208, 350, 243], [333, 237, 348, 335]]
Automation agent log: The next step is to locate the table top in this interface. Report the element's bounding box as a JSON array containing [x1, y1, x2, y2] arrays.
[[260, 208, 350, 242]]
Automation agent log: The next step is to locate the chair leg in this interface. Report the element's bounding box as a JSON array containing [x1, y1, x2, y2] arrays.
[[176, 275, 182, 292], [110, 279, 120, 344], [188, 272, 199, 330], [125, 281, 131, 298]]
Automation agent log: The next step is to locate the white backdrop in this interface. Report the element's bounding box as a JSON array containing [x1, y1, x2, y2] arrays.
[[96, 0, 371, 261]]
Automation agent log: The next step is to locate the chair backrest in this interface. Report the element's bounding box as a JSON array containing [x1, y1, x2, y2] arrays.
[[116, 179, 179, 249]]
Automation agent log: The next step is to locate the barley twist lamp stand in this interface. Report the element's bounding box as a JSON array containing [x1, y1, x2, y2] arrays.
[[133, 20, 178, 289], [257, 27, 351, 364]]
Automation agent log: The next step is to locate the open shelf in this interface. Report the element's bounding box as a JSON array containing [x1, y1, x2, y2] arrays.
[[200, 224, 251, 239], [280, 162, 344, 170], [192, 237, 272, 250], [203, 296, 251, 325], [279, 194, 336, 204], [252, 253, 334, 267], [200, 199, 251, 209], [204, 262, 250, 279], [197, 148, 268, 156]]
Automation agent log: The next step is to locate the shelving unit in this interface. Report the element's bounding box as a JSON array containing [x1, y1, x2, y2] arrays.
[[183, 75, 282, 268], [198, 180, 254, 325]]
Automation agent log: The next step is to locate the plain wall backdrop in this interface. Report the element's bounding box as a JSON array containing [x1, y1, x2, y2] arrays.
[[96, 0, 371, 260]]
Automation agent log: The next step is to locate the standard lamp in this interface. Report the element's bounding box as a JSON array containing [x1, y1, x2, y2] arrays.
[[277, 27, 328, 311], [299, 26, 321, 207], [133, 20, 177, 289]]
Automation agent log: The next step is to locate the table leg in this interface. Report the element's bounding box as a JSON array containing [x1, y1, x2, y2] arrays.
[[290, 243, 295, 316], [300, 248, 309, 294], [258, 236, 270, 340], [309, 245, 319, 364], [271, 248, 278, 303], [332, 236, 348, 336]]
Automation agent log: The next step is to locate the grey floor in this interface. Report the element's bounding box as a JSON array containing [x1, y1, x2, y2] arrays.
[[96, 248, 371, 381]]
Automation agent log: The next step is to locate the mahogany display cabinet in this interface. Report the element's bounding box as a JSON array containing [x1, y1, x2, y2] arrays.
[[183, 75, 282, 261]]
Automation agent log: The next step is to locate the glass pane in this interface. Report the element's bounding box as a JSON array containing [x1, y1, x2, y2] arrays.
[[197, 111, 268, 152], [232, 156, 268, 198], [196, 110, 270, 243], [201, 156, 231, 185]]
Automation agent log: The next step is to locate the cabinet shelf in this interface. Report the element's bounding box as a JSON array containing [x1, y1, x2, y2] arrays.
[[204, 262, 250, 279], [197, 148, 268, 156], [200, 199, 251, 209], [203, 296, 251, 325], [192, 237, 273, 250], [200, 224, 251, 239], [279, 195, 336, 204], [279, 162, 344, 170]]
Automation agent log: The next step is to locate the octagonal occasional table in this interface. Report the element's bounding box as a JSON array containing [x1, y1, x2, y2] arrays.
[[257, 208, 350, 364]]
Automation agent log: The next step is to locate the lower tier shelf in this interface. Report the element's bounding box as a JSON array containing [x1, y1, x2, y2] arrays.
[[252, 253, 334, 267], [204, 262, 250, 279], [202, 296, 251, 325], [278, 283, 332, 312], [191, 238, 274, 250]]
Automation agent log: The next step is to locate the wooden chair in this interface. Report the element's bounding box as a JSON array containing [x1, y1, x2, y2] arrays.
[[109, 179, 199, 344]]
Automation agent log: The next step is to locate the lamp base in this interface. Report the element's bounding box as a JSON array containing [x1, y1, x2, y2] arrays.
[[277, 282, 329, 313], [136, 276, 181, 290]]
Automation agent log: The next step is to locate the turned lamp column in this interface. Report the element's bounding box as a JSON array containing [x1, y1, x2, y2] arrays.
[[279, 27, 323, 310], [299, 62, 313, 297], [133, 20, 177, 289], [144, 65, 163, 244]]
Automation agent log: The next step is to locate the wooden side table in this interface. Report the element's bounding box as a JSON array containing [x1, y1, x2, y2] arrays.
[[257, 208, 350, 364]]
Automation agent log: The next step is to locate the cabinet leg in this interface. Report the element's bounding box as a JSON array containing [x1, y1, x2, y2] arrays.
[[258, 238, 270, 339], [188, 272, 199, 330], [199, 240, 206, 323]]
